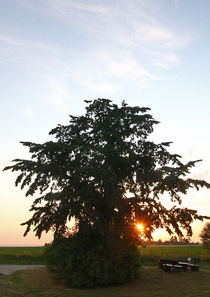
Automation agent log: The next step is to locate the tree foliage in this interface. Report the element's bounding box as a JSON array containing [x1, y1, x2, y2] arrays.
[[200, 222, 210, 249], [4, 98, 210, 286], [44, 232, 140, 287]]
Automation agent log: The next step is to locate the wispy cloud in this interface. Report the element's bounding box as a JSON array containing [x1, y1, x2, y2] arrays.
[[48, 0, 190, 48], [1, 0, 195, 104], [154, 53, 180, 69], [0, 33, 74, 109], [105, 52, 154, 79], [49, 0, 110, 15], [24, 0, 194, 74]]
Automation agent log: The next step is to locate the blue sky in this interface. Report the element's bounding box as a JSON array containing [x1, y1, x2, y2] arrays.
[[0, 0, 210, 245]]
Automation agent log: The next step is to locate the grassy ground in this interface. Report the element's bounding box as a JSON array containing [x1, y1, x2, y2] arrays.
[[0, 245, 209, 297], [0, 266, 210, 297]]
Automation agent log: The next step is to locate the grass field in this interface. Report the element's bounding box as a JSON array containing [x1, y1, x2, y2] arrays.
[[0, 245, 209, 265], [139, 245, 210, 266], [0, 245, 209, 297], [0, 247, 44, 264]]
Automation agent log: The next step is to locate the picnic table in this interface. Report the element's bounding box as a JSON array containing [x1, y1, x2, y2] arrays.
[[159, 258, 199, 272], [178, 257, 200, 271]]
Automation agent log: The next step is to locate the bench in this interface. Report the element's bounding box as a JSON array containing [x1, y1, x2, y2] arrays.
[[178, 257, 200, 271], [178, 261, 199, 271], [159, 258, 200, 272], [159, 259, 184, 272], [179, 257, 200, 264]]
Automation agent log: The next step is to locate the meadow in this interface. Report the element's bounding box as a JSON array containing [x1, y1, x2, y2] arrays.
[[0, 246, 45, 264], [0, 245, 209, 297], [139, 244, 210, 266]]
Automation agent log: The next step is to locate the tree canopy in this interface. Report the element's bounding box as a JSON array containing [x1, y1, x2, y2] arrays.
[[4, 98, 210, 241]]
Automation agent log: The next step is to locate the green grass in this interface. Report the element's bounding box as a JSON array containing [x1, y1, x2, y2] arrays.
[[0, 245, 209, 266], [0, 247, 44, 264], [139, 245, 210, 266], [0, 266, 210, 297]]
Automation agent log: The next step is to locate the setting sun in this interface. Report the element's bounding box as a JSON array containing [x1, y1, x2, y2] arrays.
[[136, 223, 144, 232]]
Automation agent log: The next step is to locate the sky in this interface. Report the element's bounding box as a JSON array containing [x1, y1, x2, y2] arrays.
[[0, 0, 210, 246]]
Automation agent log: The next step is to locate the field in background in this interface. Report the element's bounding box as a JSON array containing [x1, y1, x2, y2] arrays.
[[139, 245, 210, 266], [0, 245, 209, 265], [0, 247, 44, 264]]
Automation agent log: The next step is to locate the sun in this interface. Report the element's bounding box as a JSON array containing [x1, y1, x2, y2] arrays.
[[136, 223, 144, 232]]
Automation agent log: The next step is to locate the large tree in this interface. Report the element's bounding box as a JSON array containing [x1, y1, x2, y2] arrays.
[[4, 99, 210, 286]]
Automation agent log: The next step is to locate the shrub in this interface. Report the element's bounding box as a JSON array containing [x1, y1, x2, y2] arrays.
[[44, 232, 141, 288], [200, 222, 210, 249]]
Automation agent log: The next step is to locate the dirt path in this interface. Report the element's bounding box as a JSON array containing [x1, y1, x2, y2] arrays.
[[0, 264, 45, 275]]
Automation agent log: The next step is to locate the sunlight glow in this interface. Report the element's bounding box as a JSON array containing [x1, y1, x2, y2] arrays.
[[136, 223, 144, 232]]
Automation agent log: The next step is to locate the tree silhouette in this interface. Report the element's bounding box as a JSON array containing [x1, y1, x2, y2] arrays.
[[200, 222, 210, 249], [4, 99, 210, 286]]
